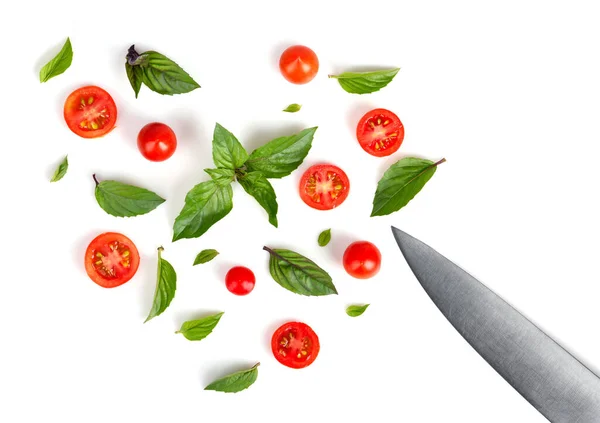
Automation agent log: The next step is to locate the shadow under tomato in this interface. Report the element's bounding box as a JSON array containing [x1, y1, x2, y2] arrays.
[[328, 229, 357, 264]]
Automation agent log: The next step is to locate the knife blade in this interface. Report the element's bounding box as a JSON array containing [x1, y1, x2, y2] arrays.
[[391, 227, 600, 422]]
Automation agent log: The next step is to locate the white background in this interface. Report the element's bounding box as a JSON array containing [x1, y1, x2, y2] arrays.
[[1, 1, 599, 421]]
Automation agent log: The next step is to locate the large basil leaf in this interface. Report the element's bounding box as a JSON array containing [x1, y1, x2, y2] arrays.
[[238, 172, 278, 227], [212, 123, 248, 169], [145, 247, 177, 323], [204, 168, 235, 186], [329, 68, 400, 94], [204, 363, 259, 393], [94, 177, 165, 217], [39, 38, 73, 82]]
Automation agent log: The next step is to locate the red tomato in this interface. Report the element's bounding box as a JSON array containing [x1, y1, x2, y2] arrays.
[[225, 266, 255, 296], [64, 86, 117, 138], [356, 108, 404, 157], [279, 45, 319, 84], [84, 232, 140, 288], [343, 241, 382, 279], [299, 164, 350, 210], [271, 322, 320, 369], [137, 122, 177, 162]]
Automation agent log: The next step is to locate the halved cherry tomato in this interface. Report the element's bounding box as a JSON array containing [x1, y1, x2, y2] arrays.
[[225, 266, 255, 296], [279, 45, 319, 84], [84, 232, 140, 288], [137, 122, 177, 162], [271, 322, 320, 369], [299, 164, 350, 210], [343, 241, 382, 279], [356, 108, 404, 157], [64, 86, 117, 138]]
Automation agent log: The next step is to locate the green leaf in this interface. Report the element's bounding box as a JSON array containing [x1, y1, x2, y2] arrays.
[[193, 249, 219, 265], [173, 180, 233, 241], [212, 123, 248, 169], [176, 312, 224, 341], [204, 168, 235, 186], [39, 38, 73, 83], [94, 177, 165, 217], [263, 247, 337, 296], [145, 247, 177, 323], [204, 363, 259, 393], [245, 127, 317, 179], [371, 157, 445, 217], [50, 155, 68, 182], [329, 68, 400, 94], [283, 103, 302, 113], [238, 172, 278, 227], [317, 229, 331, 247], [125, 63, 143, 98], [346, 304, 370, 317]]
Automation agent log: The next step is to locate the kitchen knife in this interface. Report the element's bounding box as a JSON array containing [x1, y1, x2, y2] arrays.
[[391, 227, 600, 422]]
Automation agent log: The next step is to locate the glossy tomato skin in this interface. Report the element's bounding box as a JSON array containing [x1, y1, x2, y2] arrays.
[[279, 45, 319, 84], [84, 232, 140, 288], [64, 86, 117, 138], [356, 108, 404, 157], [225, 266, 255, 296], [343, 241, 382, 279], [299, 164, 350, 210], [137, 122, 177, 162], [271, 322, 320, 369]]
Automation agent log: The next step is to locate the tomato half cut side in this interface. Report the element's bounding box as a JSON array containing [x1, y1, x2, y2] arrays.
[[84, 232, 140, 288], [356, 108, 404, 157], [271, 322, 320, 369], [299, 164, 350, 210], [64, 86, 117, 138]]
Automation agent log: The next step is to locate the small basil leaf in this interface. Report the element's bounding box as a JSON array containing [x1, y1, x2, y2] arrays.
[[172, 180, 233, 241], [204, 168, 235, 186], [317, 229, 331, 247], [371, 157, 445, 217], [329, 68, 400, 94], [125, 63, 143, 98], [39, 38, 73, 83], [145, 247, 177, 323], [176, 312, 223, 341], [238, 172, 278, 227], [94, 177, 165, 217], [283, 103, 301, 113], [346, 304, 370, 317], [50, 155, 68, 182], [263, 247, 337, 296], [193, 249, 219, 265], [212, 123, 248, 169], [205, 363, 259, 393], [245, 127, 317, 179]]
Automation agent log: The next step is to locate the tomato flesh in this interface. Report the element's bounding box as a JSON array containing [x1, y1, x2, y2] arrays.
[[225, 266, 255, 296], [84, 232, 139, 288], [271, 322, 320, 369], [343, 241, 382, 279], [137, 122, 177, 162], [299, 164, 350, 210], [356, 108, 404, 157], [64, 86, 117, 138], [279, 45, 319, 84]]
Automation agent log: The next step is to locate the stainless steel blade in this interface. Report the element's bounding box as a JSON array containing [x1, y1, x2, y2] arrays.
[[392, 227, 600, 422]]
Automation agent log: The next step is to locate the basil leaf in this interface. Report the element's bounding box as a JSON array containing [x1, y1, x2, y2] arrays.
[[125, 63, 143, 98], [145, 247, 177, 323], [205, 363, 259, 393], [283, 103, 301, 113], [263, 247, 337, 296], [50, 155, 68, 182], [39, 38, 73, 83], [371, 157, 445, 217], [212, 123, 248, 169], [173, 180, 233, 241], [329, 68, 400, 94], [94, 176, 165, 217], [317, 229, 331, 247], [193, 249, 219, 265], [204, 168, 234, 186], [126, 46, 200, 96], [346, 304, 370, 317], [245, 127, 317, 178], [238, 172, 278, 227], [176, 312, 224, 341]]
